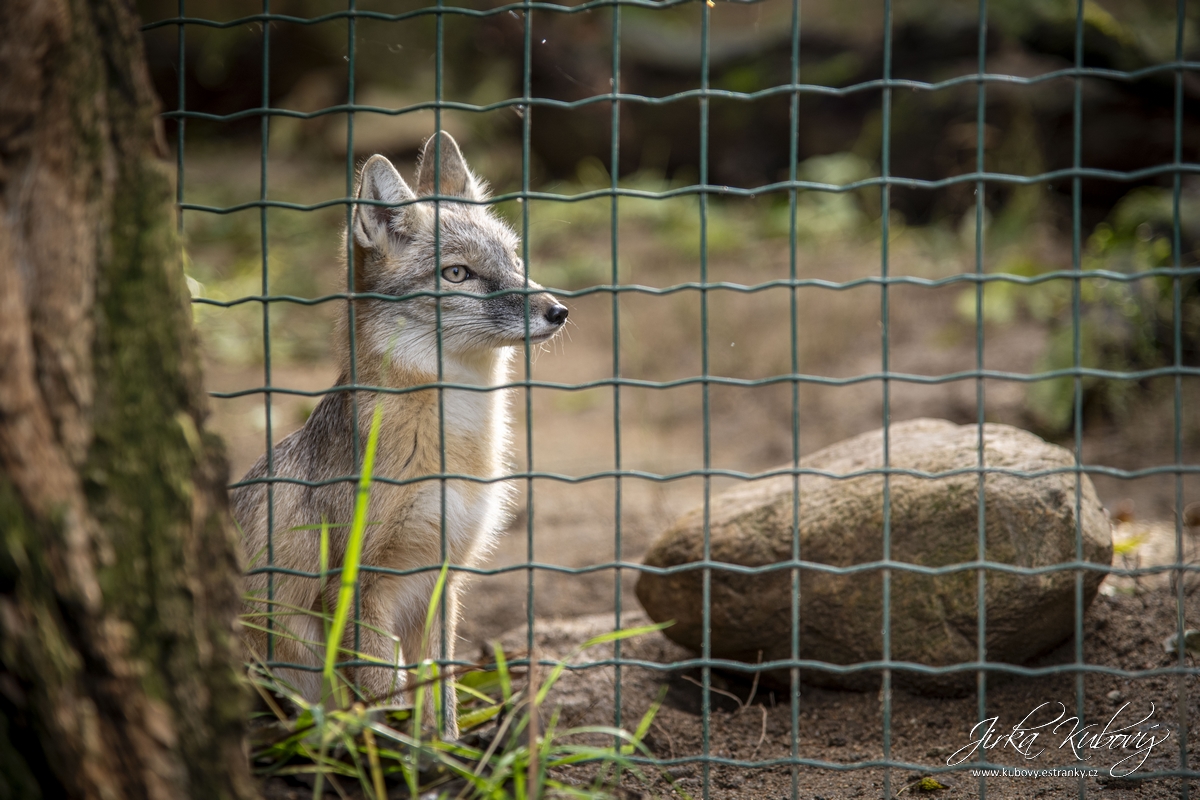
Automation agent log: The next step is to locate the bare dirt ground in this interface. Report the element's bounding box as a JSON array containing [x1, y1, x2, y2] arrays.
[[190, 151, 1199, 798], [495, 586, 1200, 800]]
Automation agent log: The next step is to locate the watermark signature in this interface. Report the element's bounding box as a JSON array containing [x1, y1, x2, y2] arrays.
[[946, 702, 1172, 777], [969, 767, 1099, 779]]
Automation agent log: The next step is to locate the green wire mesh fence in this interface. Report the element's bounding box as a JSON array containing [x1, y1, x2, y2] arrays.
[[143, 0, 1200, 797]]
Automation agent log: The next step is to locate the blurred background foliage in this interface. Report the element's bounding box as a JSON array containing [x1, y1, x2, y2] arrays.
[[139, 0, 1198, 440]]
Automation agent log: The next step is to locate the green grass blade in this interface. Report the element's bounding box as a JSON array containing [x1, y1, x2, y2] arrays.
[[318, 518, 330, 637], [456, 703, 503, 732], [536, 623, 670, 706], [423, 561, 451, 639], [455, 676, 500, 704], [622, 685, 666, 755], [577, 622, 672, 650], [322, 403, 384, 705], [492, 643, 513, 704]]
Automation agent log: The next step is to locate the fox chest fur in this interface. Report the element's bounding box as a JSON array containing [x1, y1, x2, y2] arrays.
[[365, 357, 514, 570], [234, 355, 513, 584]]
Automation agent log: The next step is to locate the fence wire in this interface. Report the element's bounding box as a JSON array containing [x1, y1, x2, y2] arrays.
[[146, 1, 1200, 797]]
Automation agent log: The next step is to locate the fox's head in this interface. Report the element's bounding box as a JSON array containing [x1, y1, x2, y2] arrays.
[[348, 133, 567, 367]]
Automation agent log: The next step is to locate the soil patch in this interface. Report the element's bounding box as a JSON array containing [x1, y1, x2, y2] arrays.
[[486, 585, 1200, 800]]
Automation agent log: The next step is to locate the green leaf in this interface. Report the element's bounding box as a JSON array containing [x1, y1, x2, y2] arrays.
[[1113, 534, 1146, 555], [456, 669, 505, 696]]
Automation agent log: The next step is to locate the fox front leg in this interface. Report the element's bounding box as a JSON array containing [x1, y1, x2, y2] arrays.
[[329, 574, 407, 706], [399, 581, 460, 739]]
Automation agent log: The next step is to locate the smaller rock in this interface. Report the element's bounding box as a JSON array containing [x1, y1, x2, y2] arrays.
[[1107, 689, 1124, 702], [1162, 629, 1200, 656]]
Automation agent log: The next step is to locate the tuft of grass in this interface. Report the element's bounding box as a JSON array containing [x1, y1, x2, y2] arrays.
[[244, 398, 677, 798], [248, 625, 675, 799]]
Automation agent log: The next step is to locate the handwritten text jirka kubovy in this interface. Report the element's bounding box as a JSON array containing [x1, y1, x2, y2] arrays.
[[946, 702, 1172, 777]]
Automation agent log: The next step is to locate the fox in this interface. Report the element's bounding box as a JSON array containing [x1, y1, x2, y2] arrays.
[[232, 132, 567, 737]]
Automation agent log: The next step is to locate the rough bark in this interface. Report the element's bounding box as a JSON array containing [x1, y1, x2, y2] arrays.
[[0, 1, 256, 798]]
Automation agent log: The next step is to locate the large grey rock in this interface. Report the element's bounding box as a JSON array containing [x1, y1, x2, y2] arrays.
[[635, 419, 1113, 693]]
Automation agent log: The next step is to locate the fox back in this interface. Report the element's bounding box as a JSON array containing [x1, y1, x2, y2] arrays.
[[232, 133, 566, 726]]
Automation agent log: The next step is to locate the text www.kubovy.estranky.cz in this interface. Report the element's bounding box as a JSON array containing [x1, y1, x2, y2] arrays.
[[969, 768, 1100, 778]]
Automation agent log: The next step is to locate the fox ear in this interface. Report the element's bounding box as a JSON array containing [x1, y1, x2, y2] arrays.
[[415, 132, 483, 201], [352, 155, 417, 252]]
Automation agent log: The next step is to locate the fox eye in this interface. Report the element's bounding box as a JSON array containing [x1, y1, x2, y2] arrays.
[[441, 265, 472, 283]]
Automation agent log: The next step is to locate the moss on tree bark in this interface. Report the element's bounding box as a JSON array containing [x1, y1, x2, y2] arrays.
[[0, 1, 255, 798]]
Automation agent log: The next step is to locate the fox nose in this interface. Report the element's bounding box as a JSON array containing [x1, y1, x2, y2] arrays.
[[545, 303, 568, 326]]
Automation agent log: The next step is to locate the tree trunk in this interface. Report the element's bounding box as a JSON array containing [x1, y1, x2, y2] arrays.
[[0, 1, 256, 798]]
